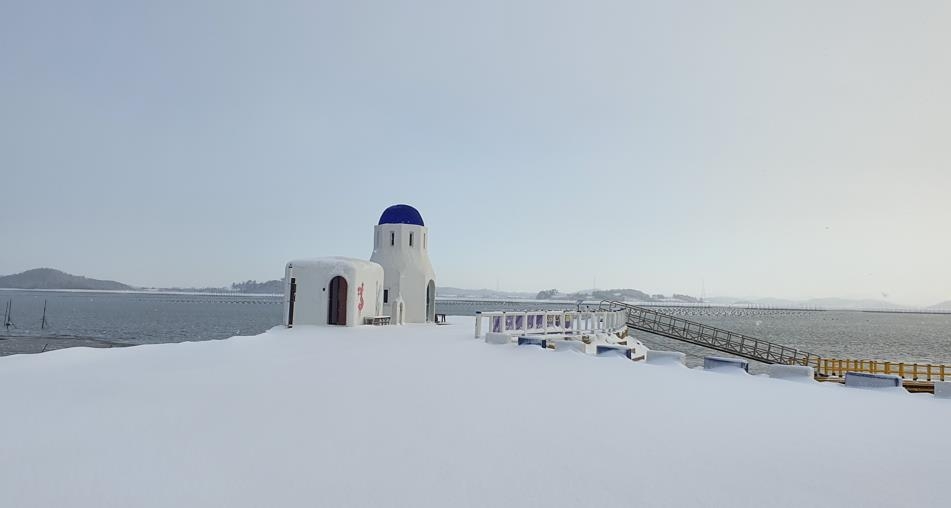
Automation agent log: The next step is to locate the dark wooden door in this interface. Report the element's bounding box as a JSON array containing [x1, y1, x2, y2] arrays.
[[287, 277, 297, 327], [328, 276, 348, 325]]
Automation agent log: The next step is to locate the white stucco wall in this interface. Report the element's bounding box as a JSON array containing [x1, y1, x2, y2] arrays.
[[284, 257, 384, 327], [369, 223, 436, 323]]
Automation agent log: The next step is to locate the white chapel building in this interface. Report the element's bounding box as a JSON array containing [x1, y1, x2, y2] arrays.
[[283, 204, 436, 327]]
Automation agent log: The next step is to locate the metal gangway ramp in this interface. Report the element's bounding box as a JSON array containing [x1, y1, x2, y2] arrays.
[[600, 300, 821, 366]]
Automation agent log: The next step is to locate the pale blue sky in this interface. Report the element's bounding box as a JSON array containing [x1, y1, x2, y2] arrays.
[[2, 1, 949, 305]]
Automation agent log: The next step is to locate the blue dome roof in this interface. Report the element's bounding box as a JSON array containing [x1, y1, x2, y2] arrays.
[[378, 204, 425, 226]]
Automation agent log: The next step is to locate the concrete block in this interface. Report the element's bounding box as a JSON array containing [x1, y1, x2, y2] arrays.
[[646, 351, 686, 367], [704, 356, 749, 372], [485, 332, 511, 345], [844, 372, 902, 389], [549, 340, 584, 353], [595, 345, 631, 358], [580, 342, 598, 355], [934, 381, 951, 399], [767, 364, 815, 381], [517, 336, 549, 348]]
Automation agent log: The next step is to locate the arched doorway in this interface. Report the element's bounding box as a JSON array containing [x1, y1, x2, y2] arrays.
[[426, 279, 436, 322], [328, 276, 348, 325]]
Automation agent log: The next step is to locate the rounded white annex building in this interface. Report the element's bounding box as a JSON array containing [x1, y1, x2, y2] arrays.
[[283, 257, 384, 327], [282, 204, 435, 327], [370, 204, 437, 324]]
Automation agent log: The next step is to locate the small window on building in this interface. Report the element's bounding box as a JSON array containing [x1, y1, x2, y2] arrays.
[[390, 231, 395, 246], [424, 233, 427, 249], [383, 289, 389, 303], [409, 232, 414, 247]]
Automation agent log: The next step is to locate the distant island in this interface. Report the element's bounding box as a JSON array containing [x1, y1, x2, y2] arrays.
[[157, 279, 285, 294], [0, 268, 284, 294], [2, 268, 948, 309], [532, 288, 699, 303], [436, 287, 702, 303], [0, 268, 133, 291]]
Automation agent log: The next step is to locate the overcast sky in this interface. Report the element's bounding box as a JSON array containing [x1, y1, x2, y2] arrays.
[[2, 1, 949, 305]]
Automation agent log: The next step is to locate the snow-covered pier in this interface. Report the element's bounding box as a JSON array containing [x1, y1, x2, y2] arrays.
[[2, 316, 949, 507]]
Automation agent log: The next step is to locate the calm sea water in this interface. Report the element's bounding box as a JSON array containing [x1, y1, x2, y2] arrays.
[[2, 290, 950, 366]]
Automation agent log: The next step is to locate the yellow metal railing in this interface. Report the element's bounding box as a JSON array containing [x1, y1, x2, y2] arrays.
[[812, 358, 949, 382]]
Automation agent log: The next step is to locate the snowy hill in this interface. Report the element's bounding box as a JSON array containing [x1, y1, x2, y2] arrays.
[[1, 318, 949, 507]]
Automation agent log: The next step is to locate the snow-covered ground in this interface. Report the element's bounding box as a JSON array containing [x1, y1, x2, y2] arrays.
[[2, 317, 949, 507]]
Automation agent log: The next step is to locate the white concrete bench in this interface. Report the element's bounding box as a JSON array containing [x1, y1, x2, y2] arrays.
[[767, 364, 815, 381], [484, 332, 512, 345], [844, 372, 902, 389], [595, 344, 633, 359], [646, 351, 686, 367], [517, 336, 552, 349], [547, 340, 586, 353], [932, 381, 951, 399], [364, 316, 391, 325], [704, 356, 749, 373]]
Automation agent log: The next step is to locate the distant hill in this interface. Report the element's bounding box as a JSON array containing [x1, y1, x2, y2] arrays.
[[436, 287, 536, 299], [0, 268, 133, 290], [231, 279, 284, 294], [704, 296, 906, 309], [590, 289, 655, 302], [439, 287, 687, 303], [931, 300, 951, 310], [802, 297, 902, 309]]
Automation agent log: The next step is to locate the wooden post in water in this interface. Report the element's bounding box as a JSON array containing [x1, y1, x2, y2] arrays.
[[3, 299, 13, 330], [41, 299, 48, 330]]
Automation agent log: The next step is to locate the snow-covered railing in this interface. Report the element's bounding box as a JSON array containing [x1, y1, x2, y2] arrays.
[[601, 300, 821, 367], [814, 358, 949, 382], [474, 310, 628, 339]]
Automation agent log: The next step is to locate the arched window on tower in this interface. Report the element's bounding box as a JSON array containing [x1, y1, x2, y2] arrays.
[[409, 232, 414, 247], [390, 231, 395, 246]]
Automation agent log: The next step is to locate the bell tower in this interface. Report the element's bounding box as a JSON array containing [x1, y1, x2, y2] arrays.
[[370, 204, 436, 323]]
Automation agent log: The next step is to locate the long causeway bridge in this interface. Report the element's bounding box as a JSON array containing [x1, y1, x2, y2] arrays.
[[598, 300, 950, 392]]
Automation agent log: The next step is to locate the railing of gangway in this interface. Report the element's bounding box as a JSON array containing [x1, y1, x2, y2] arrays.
[[474, 309, 628, 339], [599, 300, 821, 366], [600, 300, 951, 380]]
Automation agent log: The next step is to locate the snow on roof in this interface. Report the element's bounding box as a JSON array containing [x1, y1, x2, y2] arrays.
[[286, 256, 381, 270], [1, 318, 949, 507], [378, 204, 425, 226]]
